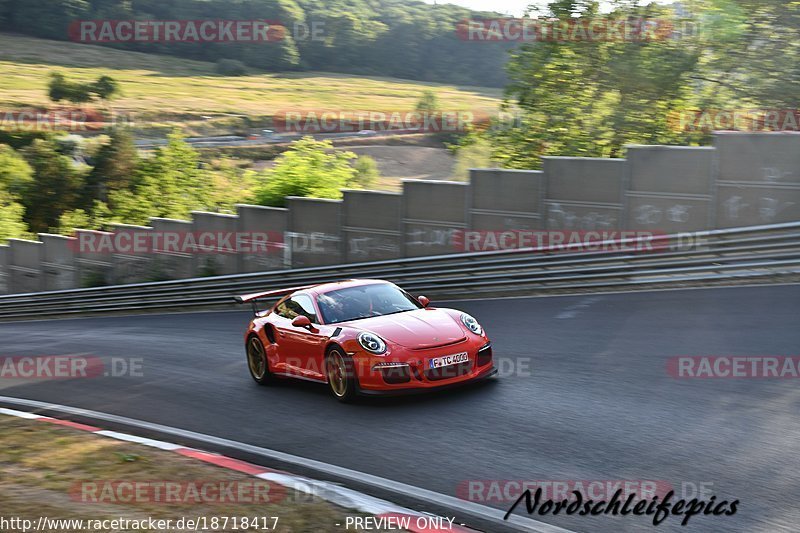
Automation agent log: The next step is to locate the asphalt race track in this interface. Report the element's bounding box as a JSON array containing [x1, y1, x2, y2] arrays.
[[1, 285, 799, 532]]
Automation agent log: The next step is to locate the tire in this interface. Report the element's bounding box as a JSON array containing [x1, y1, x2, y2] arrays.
[[326, 346, 358, 403], [246, 335, 272, 385]]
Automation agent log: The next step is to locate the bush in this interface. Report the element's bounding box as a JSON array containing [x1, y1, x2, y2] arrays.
[[216, 59, 248, 76], [253, 137, 357, 207], [352, 155, 380, 188]]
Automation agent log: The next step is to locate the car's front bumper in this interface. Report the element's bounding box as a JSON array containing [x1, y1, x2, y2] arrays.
[[358, 365, 498, 396], [354, 340, 496, 394]]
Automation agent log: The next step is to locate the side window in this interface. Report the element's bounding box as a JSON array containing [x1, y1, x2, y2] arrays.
[[292, 294, 319, 324], [276, 295, 318, 323], [275, 299, 295, 319]]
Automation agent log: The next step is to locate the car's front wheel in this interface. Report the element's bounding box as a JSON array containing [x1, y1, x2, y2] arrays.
[[247, 335, 272, 385], [326, 347, 357, 403]]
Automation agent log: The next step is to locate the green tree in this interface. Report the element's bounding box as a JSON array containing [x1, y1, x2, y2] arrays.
[[48, 72, 93, 104], [452, 136, 496, 180], [0, 144, 35, 198], [85, 128, 138, 206], [91, 75, 120, 102], [351, 155, 380, 189], [489, 0, 702, 167], [253, 137, 358, 207], [110, 132, 212, 224], [20, 139, 85, 233], [56, 200, 112, 235], [0, 190, 28, 243], [416, 90, 440, 114]]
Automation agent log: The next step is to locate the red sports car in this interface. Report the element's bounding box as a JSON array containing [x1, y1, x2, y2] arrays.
[[235, 279, 496, 402]]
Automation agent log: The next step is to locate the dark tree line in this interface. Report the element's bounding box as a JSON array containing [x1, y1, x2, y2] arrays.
[[0, 0, 513, 87]]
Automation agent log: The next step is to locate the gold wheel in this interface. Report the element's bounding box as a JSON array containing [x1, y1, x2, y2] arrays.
[[327, 349, 348, 397], [247, 336, 268, 383]]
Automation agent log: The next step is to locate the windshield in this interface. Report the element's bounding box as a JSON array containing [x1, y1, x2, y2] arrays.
[[316, 284, 421, 324]]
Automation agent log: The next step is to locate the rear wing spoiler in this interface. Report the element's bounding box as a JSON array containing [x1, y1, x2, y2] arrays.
[[234, 285, 315, 314]]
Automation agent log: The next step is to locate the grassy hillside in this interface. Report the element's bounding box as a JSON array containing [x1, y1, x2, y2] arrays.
[[0, 34, 502, 133]]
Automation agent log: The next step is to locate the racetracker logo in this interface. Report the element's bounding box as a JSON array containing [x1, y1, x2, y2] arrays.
[[454, 231, 667, 253], [71, 480, 285, 504], [72, 231, 284, 255], [458, 480, 672, 503], [667, 109, 800, 132], [456, 18, 674, 42], [667, 356, 800, 378], [69, 20, 286, 43], [0, 356, 142, 379], [272, 110, 480, 134], [0, 109, 134, 132]]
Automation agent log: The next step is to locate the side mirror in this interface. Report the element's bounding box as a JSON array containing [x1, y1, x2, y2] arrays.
[[292, 315, 312, 328], [418, 295, 430, 307]]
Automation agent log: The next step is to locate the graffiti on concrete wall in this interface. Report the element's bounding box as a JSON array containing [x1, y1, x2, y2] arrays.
[[548, 203, 617, 230], [406, 227, 460, 248], [635, 204, 693, 226], [348, 235, 400, 258], [722, 195, 796, 223]]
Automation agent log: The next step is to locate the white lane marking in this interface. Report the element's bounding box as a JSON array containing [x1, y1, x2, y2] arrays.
[[94, 430, 184, 450], [258, 472, 408, 516], [0, 407, 47, 419], [0, 396, 575, 533]]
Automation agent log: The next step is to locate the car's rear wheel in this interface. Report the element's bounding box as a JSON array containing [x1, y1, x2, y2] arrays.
[[326, 347, 357, 403], [247, 335, 271, 385]]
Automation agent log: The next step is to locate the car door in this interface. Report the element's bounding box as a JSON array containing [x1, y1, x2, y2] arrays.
[[272, 294, 327, 380]]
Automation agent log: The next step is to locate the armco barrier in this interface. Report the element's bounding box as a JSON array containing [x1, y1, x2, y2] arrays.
[[0, 222, 798, 320]]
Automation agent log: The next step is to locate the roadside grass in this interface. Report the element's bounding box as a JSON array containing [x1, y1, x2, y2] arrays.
[[0, 415, 396, 532], [0, 33, 502, 134]]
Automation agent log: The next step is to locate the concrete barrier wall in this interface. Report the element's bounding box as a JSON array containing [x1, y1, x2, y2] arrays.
[[469, 169, 544, 230], [715, 133, 800, 227], [192, 212, 239, 277], [8, 239, 43, 294], [236, 204, 288, 273], [625, 145, 715, 233], [343, 190, 402, 263], [3, 132, 800, 294], [39, 234, 77, 291], [110, 224, 153, 286], [403, 180, 467, 257], [74, 230, 114, 288], [543, 158, 625, 231], [0, 245, 8, 294], [149, 218, 193, 281], [286, 197, 343, 267]]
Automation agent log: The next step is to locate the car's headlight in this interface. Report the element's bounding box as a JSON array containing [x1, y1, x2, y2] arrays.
[[461, 313, 483, 335], [358, 332, 387, 354]]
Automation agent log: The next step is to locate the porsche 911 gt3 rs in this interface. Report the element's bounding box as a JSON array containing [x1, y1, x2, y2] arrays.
[[235, 279, 497, 402]]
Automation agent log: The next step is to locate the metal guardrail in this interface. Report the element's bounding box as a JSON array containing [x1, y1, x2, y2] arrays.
[[1, 222, 800, 320]]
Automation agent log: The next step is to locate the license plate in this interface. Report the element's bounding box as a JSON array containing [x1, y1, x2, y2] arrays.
[[428, 352, 469, 369]]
